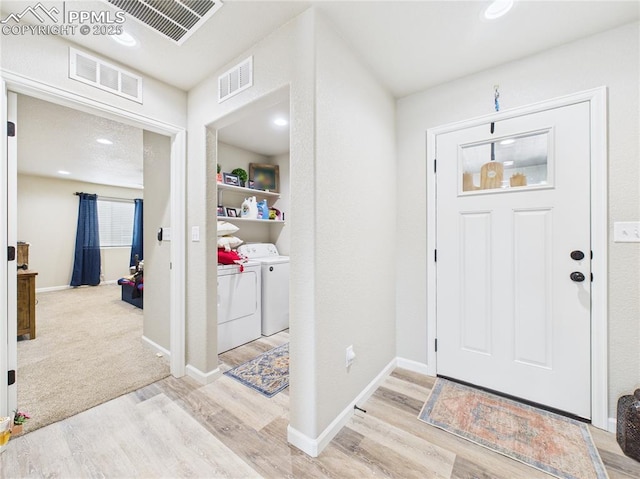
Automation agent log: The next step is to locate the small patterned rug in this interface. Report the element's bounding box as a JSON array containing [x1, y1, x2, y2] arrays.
[[419, 378, 608, 479], [223, 343, 289, 397]]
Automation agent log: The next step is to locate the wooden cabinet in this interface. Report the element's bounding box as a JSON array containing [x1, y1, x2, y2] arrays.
[[17, 270, 37, 339]]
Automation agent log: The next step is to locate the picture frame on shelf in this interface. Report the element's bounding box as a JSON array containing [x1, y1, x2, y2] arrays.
[[226, 207, 238, 217], [223, 172, 240, 187], [217, 205, 226, 217], [249, 163, 279, 192]]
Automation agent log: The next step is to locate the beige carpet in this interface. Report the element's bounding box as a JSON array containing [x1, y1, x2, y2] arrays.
[[17, 284, 170, 433]]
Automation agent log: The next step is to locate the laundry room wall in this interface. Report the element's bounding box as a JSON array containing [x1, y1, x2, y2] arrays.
[[186, 8, 316, 393], [395, 22, 640, 423], [187, 7, 395, 455]]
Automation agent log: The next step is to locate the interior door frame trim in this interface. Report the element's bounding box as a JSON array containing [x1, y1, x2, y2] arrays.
[[0, 69, 187, 408], [425, 87, 608, 430]]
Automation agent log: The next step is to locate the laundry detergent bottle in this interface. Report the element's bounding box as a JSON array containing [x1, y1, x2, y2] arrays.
[[241, 196, 258, 218], [257, 199, 269, 219]]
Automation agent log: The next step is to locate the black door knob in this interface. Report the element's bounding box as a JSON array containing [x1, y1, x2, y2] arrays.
[[570, 250, 585, 261], [570, 272, 586, 282]]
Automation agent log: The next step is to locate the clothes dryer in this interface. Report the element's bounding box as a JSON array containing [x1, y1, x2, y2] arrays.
[[237, 244, 289, 336]]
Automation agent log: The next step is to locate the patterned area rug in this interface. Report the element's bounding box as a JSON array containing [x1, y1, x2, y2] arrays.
[[224, 343, 289, 397], [419, 378, 608, 479]]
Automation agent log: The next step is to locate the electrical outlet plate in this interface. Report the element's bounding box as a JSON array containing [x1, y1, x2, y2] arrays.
[[614, 222, 640, 243], [346, 345, 355, 368]]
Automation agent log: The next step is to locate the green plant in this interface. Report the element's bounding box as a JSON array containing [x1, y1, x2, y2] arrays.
[[231, 168, 248, 186], [13, 410, 30, 425], [217, 163, 221, 174]]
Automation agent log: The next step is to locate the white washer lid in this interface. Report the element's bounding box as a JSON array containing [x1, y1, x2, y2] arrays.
[[257, 256, 289, 265]]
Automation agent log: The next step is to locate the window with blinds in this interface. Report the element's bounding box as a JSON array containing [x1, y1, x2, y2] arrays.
[[97, 199, 134, 247]]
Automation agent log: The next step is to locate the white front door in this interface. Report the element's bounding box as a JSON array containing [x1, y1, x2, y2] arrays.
[[436, 101, 591, 419]]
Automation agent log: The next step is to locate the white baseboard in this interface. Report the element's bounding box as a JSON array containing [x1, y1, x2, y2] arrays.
[[608, 417, 617, 434], [287, 357, 397, 457], [36, 281, 118, 293], [142, 336, 171, 359], [395, 357, 431, 376], [186, 364, 222, 385], [36, 285, 71, 293]]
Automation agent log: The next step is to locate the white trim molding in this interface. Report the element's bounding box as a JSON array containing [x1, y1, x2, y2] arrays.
[[426, 87, 609, 430], [396, 357, 431, 376], [288, 358, 397, 457], [142, 336, 171, 358], [186, 364, 222, 385]]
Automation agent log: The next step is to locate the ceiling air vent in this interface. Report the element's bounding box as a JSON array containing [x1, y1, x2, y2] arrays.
[[107, 0, 223, 45], [69, 48, 143, 103], [218, 56, 253, 103]]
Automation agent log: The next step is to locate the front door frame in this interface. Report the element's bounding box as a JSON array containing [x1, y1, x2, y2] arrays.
[[0, 70, 187, 416], [425, 87, 608, 430]]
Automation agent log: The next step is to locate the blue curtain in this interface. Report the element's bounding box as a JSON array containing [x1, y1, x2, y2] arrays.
[[130, 198, 143, 267], [70, 193, 101, 286]]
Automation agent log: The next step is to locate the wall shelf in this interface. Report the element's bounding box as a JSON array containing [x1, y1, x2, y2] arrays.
[[217, 182, 280, 199], [218, 216, 284, 224]]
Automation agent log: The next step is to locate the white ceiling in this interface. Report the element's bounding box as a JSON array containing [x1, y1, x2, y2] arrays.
[[7, 1, 638, 187], [17, 95, 145, 189]]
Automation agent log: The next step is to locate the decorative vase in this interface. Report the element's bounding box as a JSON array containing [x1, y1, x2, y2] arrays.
[[11, 424, 23, 436]]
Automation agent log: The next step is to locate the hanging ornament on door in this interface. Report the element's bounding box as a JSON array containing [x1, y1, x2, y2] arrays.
[[494, 84, 500, 112]]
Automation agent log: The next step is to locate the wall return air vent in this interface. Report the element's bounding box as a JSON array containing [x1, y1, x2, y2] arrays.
[[107, 0, 223, 45], [218, 56, 253, 103], [69, 48, 143, 103]]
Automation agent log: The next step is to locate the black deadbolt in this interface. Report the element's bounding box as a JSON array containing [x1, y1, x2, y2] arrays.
[[570, 272, 586, 282], [269, 266, 274, 272], [570, 250, 585, 261]]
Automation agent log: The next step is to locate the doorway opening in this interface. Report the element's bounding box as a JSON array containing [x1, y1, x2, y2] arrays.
[[1, 76, 186, 422]]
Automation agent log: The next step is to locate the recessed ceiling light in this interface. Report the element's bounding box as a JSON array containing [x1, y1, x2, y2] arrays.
[[484, 0, 514, 20], [273, 118, 288, 127], [500, 139, 516, 145], [96, 138, 113, 145], [58, 170, 71, 175], [503, 161, 514, 166], [112, 31, 137, 47]]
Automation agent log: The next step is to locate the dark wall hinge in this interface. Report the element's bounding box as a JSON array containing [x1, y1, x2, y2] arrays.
[[490, 122, 495, 134], [434, 249, 437, 262], [7, 121, 15, 137], [8, 246, 16, 262], [8, 370, 16, 385], [434, 159, 437, 173], [435, 338, 438, 352], [591, 273, 594, 282]]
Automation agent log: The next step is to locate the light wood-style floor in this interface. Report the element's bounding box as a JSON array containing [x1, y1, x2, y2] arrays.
[[2, 330, 639, 478]]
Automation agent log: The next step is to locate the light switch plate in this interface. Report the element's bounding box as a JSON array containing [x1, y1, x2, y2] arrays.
[[162, 227, 172, 241], [192, 226, 200, 242], [614, 222, 640, 242]]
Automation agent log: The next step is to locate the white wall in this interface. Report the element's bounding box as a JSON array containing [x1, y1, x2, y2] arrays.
[[142, 131, 172, 350], [17, 174, 142, 289], [1, 33, 186, 128], [313, 14, 397, 435], [396, 22, 640, 418], [271, 151, 290, 255]]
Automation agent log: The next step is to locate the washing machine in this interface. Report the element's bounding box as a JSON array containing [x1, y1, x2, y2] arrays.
[[237, 243, 289, 336], [217, 261, 262, 353]]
